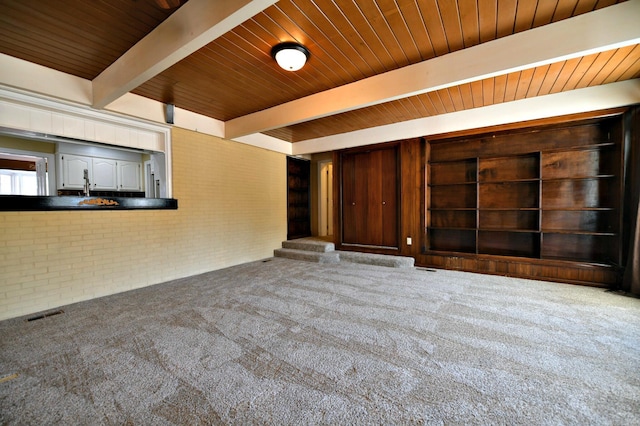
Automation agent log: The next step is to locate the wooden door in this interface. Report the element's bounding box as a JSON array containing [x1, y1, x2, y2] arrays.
[[341, 146, 398, 248]]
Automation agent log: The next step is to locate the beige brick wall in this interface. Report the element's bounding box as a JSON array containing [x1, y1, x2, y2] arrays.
[[0, 127, 287, 320]]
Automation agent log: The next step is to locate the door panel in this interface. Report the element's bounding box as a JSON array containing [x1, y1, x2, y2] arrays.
[[381, 148, 398, 247], [355, 152, 372, 245], [340, 146, 398, 248], [342, 153, 357, 243]]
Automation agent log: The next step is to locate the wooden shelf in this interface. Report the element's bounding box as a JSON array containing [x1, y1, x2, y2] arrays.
[[428, 182, 476, 186], [430, 226, 477, 231], [543, 142, 616, 154], [430, 209, 476, 228], [479, 210, 538, 231], [543, 207, 616, 211], [478, 230, 540, 257], [478, 178, 540, 183], [428, 228, 476, 253], [480, 228, 540, 233], [430, 208, 477, 211], [478, 208, 540, 211], [541, 233, 616, 263], [542, 230, 616, 236], [542, 175, 616, 181]]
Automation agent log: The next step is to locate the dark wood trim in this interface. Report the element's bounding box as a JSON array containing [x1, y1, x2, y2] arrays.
[[0, 195, 178, 211], [418, 252, 619, 288]]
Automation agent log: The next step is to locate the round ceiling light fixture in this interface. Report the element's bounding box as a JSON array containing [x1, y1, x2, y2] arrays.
[[271, 42, 310, 72]]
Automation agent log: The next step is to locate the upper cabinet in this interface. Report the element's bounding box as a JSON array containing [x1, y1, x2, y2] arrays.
[[117, 161, 141, 191], [59, 154, 91, 190], [56, 144, 143, 192], [92, 158, 117, 190]]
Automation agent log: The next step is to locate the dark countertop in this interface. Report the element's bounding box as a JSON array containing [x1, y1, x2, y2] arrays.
[[0, 195, 178, 211]]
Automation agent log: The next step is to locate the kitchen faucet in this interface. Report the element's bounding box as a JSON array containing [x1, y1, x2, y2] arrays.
[[83, 169, 90, 197]]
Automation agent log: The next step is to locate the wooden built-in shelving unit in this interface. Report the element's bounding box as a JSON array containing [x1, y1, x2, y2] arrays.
[[425, 114, 624, 286], [287, 156, 311, 240]]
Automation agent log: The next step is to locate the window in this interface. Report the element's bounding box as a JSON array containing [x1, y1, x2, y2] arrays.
[[0, 153, 50, 196], [0, 169, 38, 195]]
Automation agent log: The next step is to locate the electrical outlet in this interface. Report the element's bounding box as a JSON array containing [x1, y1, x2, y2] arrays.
[[406, 237, 412, 246]]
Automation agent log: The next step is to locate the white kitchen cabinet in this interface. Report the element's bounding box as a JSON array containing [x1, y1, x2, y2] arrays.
[[117, 161, 141, 191], [92, 158, 117, 190], [57, 151, 142, 192], [58, 154, 91, 190]]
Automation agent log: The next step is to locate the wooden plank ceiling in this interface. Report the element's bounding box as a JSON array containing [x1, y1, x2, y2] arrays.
[[0, 0, 638, 144]]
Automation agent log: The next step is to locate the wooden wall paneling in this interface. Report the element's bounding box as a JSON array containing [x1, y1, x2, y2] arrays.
[[421, 252, 620, 287], [433, 124, 604, 161]]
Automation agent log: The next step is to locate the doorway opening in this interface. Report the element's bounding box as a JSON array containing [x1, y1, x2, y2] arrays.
[[318, 160, 333, 237]]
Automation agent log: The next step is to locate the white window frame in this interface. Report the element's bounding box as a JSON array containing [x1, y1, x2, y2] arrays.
[[0, 148, 55, 195]]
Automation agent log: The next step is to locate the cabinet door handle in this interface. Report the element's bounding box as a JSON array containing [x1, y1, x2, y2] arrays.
[[382, 201, 386, 205]]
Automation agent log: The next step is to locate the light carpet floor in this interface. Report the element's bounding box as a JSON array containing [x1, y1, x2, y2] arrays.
[[1, 258, 639, 425]]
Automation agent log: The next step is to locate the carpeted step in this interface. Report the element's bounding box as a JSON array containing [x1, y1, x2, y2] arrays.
[[274, 248, 340, 264], [282, 238, 335, 253], [337, 251, 414, 268]]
